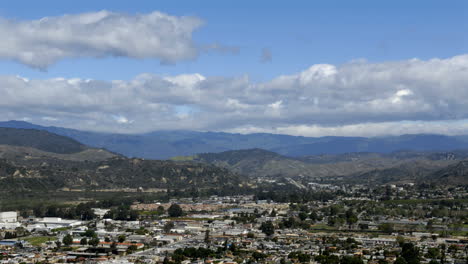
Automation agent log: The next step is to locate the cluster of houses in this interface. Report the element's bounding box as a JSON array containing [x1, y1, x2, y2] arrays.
[[0, 192, 466, 263]]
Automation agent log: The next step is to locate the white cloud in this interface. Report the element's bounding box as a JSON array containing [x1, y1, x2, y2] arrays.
[[2, 54, 468, 136], [0, 11, 203, 68], [227, 120, 468, 137], [112, 115, 133, 124], [42, 116, 58, 122]]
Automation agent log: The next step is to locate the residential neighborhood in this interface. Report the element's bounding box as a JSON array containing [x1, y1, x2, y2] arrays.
[[0, 185, 466, 264]]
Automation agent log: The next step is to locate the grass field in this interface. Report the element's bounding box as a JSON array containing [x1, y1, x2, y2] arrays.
[[24, 236, 56, 246]]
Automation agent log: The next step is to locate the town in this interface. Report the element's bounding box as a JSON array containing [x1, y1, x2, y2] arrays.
[[0, 183, 466, 264]]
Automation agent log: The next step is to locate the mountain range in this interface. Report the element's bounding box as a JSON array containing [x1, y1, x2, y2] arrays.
[[181, 148, 468, 185], [0, 127, 246, 195], [3, 120, 468, 159], [0, 121, 466, 193]]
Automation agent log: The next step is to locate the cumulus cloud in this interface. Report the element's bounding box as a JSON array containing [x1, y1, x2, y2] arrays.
[[2, 54, 468, 136], [0, 11, 203, 68]]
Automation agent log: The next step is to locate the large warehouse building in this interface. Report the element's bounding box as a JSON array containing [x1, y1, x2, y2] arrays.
[[0, 211, 18, 223]]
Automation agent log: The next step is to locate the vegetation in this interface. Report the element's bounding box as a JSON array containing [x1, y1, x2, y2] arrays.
[[168, 204, 183, 217]]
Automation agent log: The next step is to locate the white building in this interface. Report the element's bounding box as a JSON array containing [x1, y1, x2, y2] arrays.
[[29, 217, 83, 231], [0, 211, 17, 223]]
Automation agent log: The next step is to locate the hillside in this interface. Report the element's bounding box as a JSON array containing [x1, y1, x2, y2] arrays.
[[188, 148, 468, 185], [0, 128, 117, 162], [191, 149, 318, 178], [427, 160, 468, 185], [0, 145, 116, 162], [0, 157, 246, 193], [3, 121, 468, 159], [0, 127, 247, 194], [0, 127, 87, 154]]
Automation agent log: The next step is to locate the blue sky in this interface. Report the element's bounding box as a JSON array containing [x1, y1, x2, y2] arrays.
[[0, 0, 468, 136], [0, 0, 466, 81]]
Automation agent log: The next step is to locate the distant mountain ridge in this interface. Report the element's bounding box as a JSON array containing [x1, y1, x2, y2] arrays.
[[0, 127, 86, 154], [0, 127, 247, 194], [3, 120, 468, 159], [0, 127, 117, 162], [0, 125, 465, 196], [186, 148, 468, 185]]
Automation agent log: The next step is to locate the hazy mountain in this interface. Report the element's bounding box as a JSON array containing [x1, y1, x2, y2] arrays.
[[185, 148, 468, 185], [186, 148, 319, 178], [2, 120, 468, 159], [0, 127, 87, 154], [0, 127, 247, 193], [0, 127, 117, 162], [427, 160, 468, 185]]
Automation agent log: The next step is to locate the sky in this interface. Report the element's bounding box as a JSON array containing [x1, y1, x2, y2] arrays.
[[0, 0, 467, 136]]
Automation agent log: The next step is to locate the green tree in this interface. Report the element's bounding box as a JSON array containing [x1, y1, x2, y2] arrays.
[[156, 205, 165, 215], [168, 204, 183, 217], [118, 235, 126, 243], [401, 243, 420, 264], [204, 229, 210, 244], [127, 245, 138, 254], [80, 238, 87, 245], [163, 221, 175, 233], [378, 223, 394, 234], [270, 209, 277, 217], [426, 248, 440, 259], [395, 257, 407, 264], [83, 229, 97, 238], [88, 237, 100, 247], [62, 234, 73, 246], [345, 210, 358, 227], [260, 221, 275, 236], [340, 256, 363, 264], [252, 252, 267, 261], [298, 212, 308, 221]]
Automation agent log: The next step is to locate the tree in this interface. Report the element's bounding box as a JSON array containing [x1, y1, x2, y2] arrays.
[[83, 229, 96, 238], [401, 243, 420, 264], [80, 238, 87, 245], [252, 252, 267, 261], [345, 210, 358, 227], [62, 234, 73, 246], [299, 212, 308, 221], [378, 223, 394, 234], [204, 229, 210, 244], [426, 248, 440, 259], [396, 236, 406, 246], [260, 221, 275, 236], [163, 221, 175, 233], [309, 211, 318, 222], [127, 245, 138, 254], [289, 251, 311, 263], [156, 205, 165, 215], [168, 204, 183, 217], [270, 209, 277, 217], [118, 235, 126, 243], [341, 256, 363, 264], [395, 257, 407, 264], [88, 237, 100, 247]]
